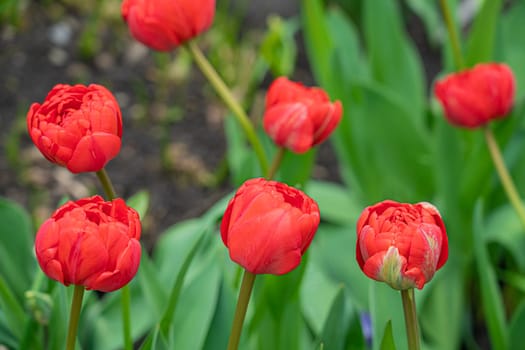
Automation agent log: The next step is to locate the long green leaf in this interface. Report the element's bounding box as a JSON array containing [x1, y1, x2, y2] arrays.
[[473, 202, 508, 349], [465, 0, 503, 65]]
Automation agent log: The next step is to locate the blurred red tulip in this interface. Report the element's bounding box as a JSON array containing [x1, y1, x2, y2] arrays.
[[356, 200, 448, 290], [434, 63, 515, 128], [263, 77, 342, 153], [27, 84, 122, 173], [221, 178, 320, 275], [122, 0, 215, 51], [35, 196, 141, 292]]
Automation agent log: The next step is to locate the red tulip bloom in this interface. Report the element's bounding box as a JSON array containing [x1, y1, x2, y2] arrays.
[[356, 200, 448, 290], [122, 0, 215, 51], [221, 178, 320, 275], [263, 77, 343, 153], [434, 63, 515, 128], [27, 84, 122, 173], [35, 196, 141, 292]]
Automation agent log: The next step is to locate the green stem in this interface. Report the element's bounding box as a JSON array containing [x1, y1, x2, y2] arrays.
[[227, 270, 256, 350], [65, 285, 85, 350], [438, 0, 465, 70], [484, 126, 525, 228], [95, 168, 132, 350], [95, 168, 117, 200], [401, 289, 420, 350], [184, 40, 269, 175], [121, 284, 132, 350], [267, 147, 285, 180]]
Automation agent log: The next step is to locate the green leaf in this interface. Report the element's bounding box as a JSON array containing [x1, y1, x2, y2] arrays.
[[510, 299, 525, 350], [224, 116, 259, 186], [300, 0, 333, 84], [465, 0, 503, 65], [363, 0, 425, 120], [127, 190, 150, 220], [370, 284, 406, 350], [498, 2, 525, 100], [260, 15, 298, 77], [277, 149, 316, 188], [0, 197, 35, 300], [472, 202, 508, 350], [305, 180, 360, 225], [318, 287, 356, 350], [202, 278, 237, 350], [379, 320, 397, 350]]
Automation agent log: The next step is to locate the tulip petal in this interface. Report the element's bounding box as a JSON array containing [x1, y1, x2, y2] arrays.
[[67, 133, 121, 173]]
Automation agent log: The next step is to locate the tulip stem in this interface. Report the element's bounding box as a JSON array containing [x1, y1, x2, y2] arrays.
[[227, 270, 256, 350], [401, 288, 420, 350], [267, 147, 285, 180], [96, 168, 117, 200], [438, 0, 465, 69], [65, 285, 85, 350], [483, 126, 525, 228], [95, 168, 132, 350], [185, 40, 269, 175]]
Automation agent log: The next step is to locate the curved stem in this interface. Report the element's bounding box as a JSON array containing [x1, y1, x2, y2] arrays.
[[401, 289, 420, 350], [184, 40, 269, 175], [484, 127, 525, 228], [95, 169, 117, 200], [438, 0, 465, 70], [267, 147, 285, 180], [95, 168, 132, 350], [227, 270, 256, 350], [65, 285, 85, 350]]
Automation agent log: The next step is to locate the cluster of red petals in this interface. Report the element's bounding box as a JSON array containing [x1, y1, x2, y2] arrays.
[[356, 200, 448, 290], [27, 84, 122, 173], [35, 196, 142, 292], [263, 77, 343, 153], [221, 178, 320, 275], [122, 0, 216, 51], [434, 63, 515, 128]]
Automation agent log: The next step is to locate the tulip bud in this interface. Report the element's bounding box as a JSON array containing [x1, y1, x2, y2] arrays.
[[263, 77, 342, 153], [434, 63, 516, 128], [220, 178, 320, 275], [27, 84, 123, 173], [356, 200, 448, 290], [35, 196, 141, 292], [122, 0, 216, 51]]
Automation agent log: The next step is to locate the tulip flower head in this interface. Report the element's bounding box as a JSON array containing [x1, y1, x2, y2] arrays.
[[221, 178, 320, 275], [263, 77, 343, 153], [35, 196, 142, 292], [434, 63, 515, 128], [122, 0, 216, 51], [356, 200, 448, 290], [27, 84, 123, 173]]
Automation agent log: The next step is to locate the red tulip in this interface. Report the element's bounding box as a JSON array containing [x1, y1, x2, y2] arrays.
[[220, 178, 320, 275], [122, 0, 215, 51], [356, 200, 448, 290], [263, 77, 343, 153], [434, 63, 515, 128], [27, 84, 122, 173], [35, 196, 141, 292]]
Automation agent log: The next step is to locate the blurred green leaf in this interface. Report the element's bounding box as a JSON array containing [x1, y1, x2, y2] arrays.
[[510, 300, 525, 350], [465, 0, 503, 66], [127, 190, 150, 220], [202, 278, 237, 350], [0, 197, 35, 300], [370, 284, 406, 350], [277, 149, 316, 188], [405, 0, 442, 44], [473, 202, 508, 350], [318, 287, 356, 350], [305, 180, 360, 225], [498, 2, 525, 100], [224, 116, 259, 186], [484, 204, 525, 270], [301, 0, 333, 84], [260, 15, 298, 77], [363, 0, 425, 120], [379, 320, 397, 350]]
